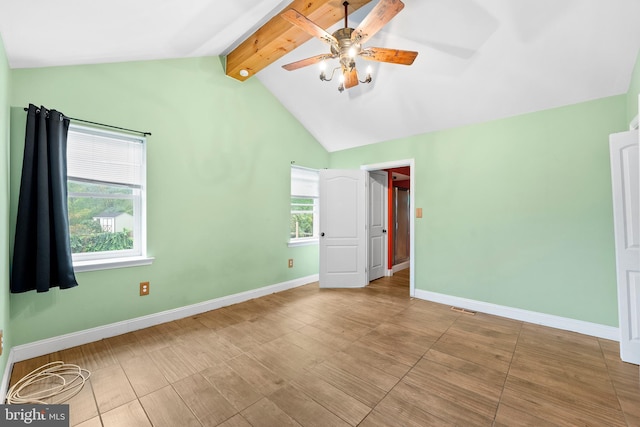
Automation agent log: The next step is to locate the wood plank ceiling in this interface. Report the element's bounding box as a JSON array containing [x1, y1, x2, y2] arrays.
[[225, 0, 372, 81]]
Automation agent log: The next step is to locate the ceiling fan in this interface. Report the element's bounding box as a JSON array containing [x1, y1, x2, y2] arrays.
[[280, 0, 418, 92]]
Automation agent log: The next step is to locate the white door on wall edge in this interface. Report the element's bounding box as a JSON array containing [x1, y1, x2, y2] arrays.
[[319, 169, 368, 288], [369, 171, 387, 281], [609, 130, 640, 365]]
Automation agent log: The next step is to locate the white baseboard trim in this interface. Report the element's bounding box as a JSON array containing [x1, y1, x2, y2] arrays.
[[392, 261, 409, 273], [414, 289, 620, 341], [9, 274, 318, 364], [1, 349, 16, 402]]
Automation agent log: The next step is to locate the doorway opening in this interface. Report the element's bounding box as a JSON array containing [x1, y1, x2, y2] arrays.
[[362, 159, 415, 297]]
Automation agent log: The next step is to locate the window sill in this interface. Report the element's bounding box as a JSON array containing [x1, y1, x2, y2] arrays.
[[288, 238, 318, 247], [73, 256, 155, 272]]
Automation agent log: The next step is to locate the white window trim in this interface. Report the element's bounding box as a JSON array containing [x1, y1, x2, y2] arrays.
[[73, 256, 155, 272], [290, 165, 320, 246], [288, 237, 318, 247], [67, 124, 151, 270]]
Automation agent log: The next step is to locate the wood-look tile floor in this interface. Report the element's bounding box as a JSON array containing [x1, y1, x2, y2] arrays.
[[8, 269, 640, 426]]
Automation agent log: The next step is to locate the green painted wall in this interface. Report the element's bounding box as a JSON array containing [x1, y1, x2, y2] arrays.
[[9, 57, 328, 345], [627, 48, 640, 123], [4, 51, 636, 349], [331, 95, 627, 327], [0, 35, 10, 384]]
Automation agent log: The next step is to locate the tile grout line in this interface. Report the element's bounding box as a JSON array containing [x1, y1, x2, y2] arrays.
[[279, 285, 416, 427], [491, 319, 524, 426], [354, 308, 463, 426], [596, 337, 632, 427]]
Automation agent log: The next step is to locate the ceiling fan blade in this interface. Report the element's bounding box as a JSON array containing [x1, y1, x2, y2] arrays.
[[281, 9, 338, 46], [343, 67, 359, 89], [352, 0, 405, 45], [360, 47, 418, 65], [282, 54, 335, 71]]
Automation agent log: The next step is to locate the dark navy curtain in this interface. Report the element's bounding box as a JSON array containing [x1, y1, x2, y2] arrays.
[[11, 104, 78, 293]]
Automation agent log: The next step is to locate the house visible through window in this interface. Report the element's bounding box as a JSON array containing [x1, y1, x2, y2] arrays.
[[290, 165, 319, 246], [66, 125, 146, 263]]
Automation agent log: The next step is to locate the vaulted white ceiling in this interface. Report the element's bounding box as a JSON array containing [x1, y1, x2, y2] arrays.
[[1, 0, 638, 152]]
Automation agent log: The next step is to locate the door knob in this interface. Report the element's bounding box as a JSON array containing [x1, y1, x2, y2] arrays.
[[321, 232, 325, 237]]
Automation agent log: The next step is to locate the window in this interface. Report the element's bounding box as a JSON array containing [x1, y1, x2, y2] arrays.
[[290, 166, 319, 246], [66, 125, 149, 269]]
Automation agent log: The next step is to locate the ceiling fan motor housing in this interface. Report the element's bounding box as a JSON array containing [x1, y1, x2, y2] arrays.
[[331, 27, 361, 68]]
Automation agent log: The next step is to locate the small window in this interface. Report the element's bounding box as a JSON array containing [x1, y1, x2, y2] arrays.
[[66, 125, 147, 263], [290, 166, 319, 246]]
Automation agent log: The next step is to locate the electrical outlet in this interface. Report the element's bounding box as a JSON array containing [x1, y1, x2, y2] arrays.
[[288, 259, 294, 268], [140, 281, 150, 296]]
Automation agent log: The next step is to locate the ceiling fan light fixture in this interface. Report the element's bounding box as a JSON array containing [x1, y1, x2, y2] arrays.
[[319, 64, 341, 82], [280, 0, 417, 93], [360, 65, 373, 84], [319, 60, 328, 81]]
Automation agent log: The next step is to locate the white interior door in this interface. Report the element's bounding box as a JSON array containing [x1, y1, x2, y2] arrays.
[[369, 171, 387, 281], [319, 169, 368, 288], [609, 130, 640, 364]]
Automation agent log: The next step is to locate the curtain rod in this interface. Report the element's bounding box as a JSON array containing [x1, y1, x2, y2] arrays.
[[23, 107, 152, 136]]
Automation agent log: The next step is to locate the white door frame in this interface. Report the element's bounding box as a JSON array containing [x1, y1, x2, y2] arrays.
[[361, 159, 415, 297]]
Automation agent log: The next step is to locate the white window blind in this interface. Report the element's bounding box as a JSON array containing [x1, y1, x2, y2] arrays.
[[67, 126, 144, 187], [291, 166, 319, 197]]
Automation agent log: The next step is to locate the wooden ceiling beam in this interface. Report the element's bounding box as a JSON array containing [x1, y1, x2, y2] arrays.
[[225, 0, 372, 81]]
